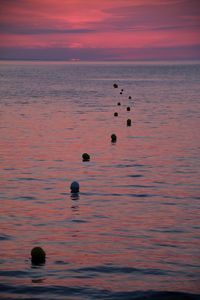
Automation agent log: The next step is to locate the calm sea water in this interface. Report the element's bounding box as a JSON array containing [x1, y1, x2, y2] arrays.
[[0, 61, 200, 300]]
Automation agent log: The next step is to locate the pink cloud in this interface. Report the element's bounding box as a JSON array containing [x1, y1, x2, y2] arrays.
[[1, 27, 199, 49], [0, 0, 199, 60]]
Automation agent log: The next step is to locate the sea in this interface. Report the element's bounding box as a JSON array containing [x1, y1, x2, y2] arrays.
[[0, 60, 200, 300]]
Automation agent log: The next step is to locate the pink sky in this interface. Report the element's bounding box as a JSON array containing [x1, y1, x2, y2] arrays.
[[0, 0, 200, 60]]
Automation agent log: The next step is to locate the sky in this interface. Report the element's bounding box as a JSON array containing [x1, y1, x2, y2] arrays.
[[0, 0, 200, 61]]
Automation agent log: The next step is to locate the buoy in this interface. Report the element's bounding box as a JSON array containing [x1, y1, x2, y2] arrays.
[[129, 96, 132, 99], [120, 92, 122, 95], [121, 89, 124, 92], [117, 102, 121, 106], [113, 83, 118, 88], [127, 107, 130, 111], [82, 153, 90, 161], [70, 181, 80, 193], [31, 247, 46, 265], [114, 112, 118, 117], [127, 119, 132, 126], [111, 134, 117, 143]]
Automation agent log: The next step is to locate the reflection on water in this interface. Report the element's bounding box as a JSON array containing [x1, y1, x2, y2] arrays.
[[30, 264, 46, 284], [71, 193, 80, 202], [70, 193, 80, 218], [0, 61, 200, 299]]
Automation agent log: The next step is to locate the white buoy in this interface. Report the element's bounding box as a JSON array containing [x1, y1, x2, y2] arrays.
[[70, 181, 80, 193]]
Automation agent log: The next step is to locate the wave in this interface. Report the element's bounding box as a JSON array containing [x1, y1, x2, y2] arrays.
[[0, 284, 199, 300]]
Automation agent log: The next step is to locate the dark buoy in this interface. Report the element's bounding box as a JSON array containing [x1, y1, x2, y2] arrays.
[[113, 83, 118, 88], [70, 181, 80, 193], [31, 247, 46, 265], [82, 153, 90, 161], [121, 89, 124, 92], [117, 102, 121, 106], [111, 134, 117, 143], [114, 112, 118, 117], [127, 106, 131, 111], [120, 92, 122, 95], [128, 96, 132, 99], [127, 119, 132, 126]]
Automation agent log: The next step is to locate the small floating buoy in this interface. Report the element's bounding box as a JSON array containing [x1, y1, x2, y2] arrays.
[[31, 247, 46, 265], [113, 83, 118, 88], [128, 96, 132, 99], [120, 92, 122, 95], [121, 89, 124, 92], [114, 112, 118, 117], [82, 153, 90, 161], [70, 181, 80, 193], [117, 102, 121, 106], [127, 119, 132, 126], [111, 134, 117, 143], [127, 107, 130, 111]]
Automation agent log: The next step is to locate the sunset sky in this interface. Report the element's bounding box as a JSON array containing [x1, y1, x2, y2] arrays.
[[0, 0, 200, 61]]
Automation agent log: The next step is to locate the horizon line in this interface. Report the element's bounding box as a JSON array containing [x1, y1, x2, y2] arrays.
[[1, 58, 200, 63]]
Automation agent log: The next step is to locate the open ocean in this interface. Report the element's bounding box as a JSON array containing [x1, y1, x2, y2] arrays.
[[0, 61, 200, 300]]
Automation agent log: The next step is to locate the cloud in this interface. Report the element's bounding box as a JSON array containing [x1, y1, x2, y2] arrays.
[[0, 24, 95, 35], [0, 0, 199, 60], [1, 45, 200, 61]]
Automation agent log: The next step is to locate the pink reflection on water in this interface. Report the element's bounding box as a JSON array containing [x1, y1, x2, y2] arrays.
[[0, 87, 200, 294]]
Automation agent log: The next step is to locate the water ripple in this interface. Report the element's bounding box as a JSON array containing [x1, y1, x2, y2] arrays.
[[14, 196, 37, 200], [71, 265, 174, 276], [128, 174, 143, 178], [0, 270, 29, 277], [0, 234, 12, 241], [0, 284, 198, 300]]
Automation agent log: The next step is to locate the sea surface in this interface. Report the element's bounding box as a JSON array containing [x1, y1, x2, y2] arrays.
[[0, 61, 200, 299]]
